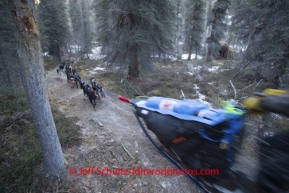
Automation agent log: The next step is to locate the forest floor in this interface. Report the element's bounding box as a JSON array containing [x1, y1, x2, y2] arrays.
[[44, 56, 289, 193]]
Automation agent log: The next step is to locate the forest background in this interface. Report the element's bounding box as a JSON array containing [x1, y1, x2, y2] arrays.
[[0, 0, 289, 192]]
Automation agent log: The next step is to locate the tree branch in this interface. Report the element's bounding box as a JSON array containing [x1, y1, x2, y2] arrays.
[[121, 143, 135, 160], [229, 80, 237, 99]]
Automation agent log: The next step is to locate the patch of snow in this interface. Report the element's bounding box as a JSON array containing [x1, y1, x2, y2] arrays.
[[76, 121, 83, 126], [181, 54, 203, 60], [208, 66, 219, 72], [272, 114, 283, 119], [93, 67, 106, 71], [185, 72, 193, 76], [88, 54, 106, 60], [89, 67, 106, 75], [220, 89, 228, 96], [70, 45, 78, 49], [220, 68, 230, 72], [91, 46, 102, 54], [153, 54, 203, 61], [88, 46, 106, 60], [69, 45, 79, 54], [264, 131, 274, 137]]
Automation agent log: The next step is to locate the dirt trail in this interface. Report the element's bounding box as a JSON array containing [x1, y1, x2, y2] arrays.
[[46, 70, 200, 193]]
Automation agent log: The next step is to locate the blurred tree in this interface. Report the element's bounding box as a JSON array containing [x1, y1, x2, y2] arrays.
[[69, 0, 83, 52], [183, 0, 206, 60], [95, 0, 175, 79], [205, 0, 213, 36], [0, 0, 19, 88], [69, 0, 94, 58], [93, 0, 111, 48], [37, 0, 70, 62], [206, 0, 231, 61], [80, 0, 94, 58], [175, 0, 184, 59], [231, 0, 289, 88]]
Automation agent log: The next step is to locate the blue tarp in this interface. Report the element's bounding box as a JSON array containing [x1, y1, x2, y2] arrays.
[[135, 97, 229, 126]]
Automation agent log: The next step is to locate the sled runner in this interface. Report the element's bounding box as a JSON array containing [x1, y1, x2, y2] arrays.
[[119, 96, 246, 193]]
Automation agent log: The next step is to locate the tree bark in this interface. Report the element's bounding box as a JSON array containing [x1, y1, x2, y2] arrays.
[[187, 45, 192, 61], [58, 44, 62, 63], [206, 20, 216, 62], [0, 47, 13, 86], [128, 49, 140, 79], [10, 0, 65, 179]]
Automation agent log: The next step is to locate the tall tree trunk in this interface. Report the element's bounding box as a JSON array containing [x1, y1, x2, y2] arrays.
[[255, 65, 262, 82], [0, 47, 13, 86], [81, 0, 89, 59], [188, 45, 192, 61], [10, 0, 65, 179], [58, 44, 62, 63], [206, 20, 216, 62], [128, 49, 139, 79]]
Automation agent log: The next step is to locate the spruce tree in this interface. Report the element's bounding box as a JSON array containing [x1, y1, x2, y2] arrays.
[[69, 0, 83, 50], [206, 0, 231, 61], [183, 0, 206, 60], [175, 0, 185, 59], [93, 0, 111, 46], [80, 0, 94, 58], [69, 0, 94, 58], [205, 0, 213, 35], [0, 0, 18, 87], [95, 0, 175, 79], [37, 0, 70, 62], [231, 0, 289, 88]]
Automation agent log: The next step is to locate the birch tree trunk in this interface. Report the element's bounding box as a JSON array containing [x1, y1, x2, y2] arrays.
[[206, 20, 216, 62], [10, 0, 65, 179]]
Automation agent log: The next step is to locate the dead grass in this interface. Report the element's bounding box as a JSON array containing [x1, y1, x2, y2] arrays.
[[0, 89, 81, 192]]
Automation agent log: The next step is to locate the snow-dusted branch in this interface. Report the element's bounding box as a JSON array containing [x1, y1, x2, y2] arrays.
[[229, 80, 237, 99]]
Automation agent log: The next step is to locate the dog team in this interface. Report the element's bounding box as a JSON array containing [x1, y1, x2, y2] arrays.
[[57, 60, 106, 111]]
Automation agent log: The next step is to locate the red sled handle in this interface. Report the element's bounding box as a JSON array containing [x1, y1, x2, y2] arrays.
[[118, 96, 131, 103]]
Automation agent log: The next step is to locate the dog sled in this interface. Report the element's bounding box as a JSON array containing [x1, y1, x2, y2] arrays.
[[118, 91, 289, 193], [119, 95, 247, 193]]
